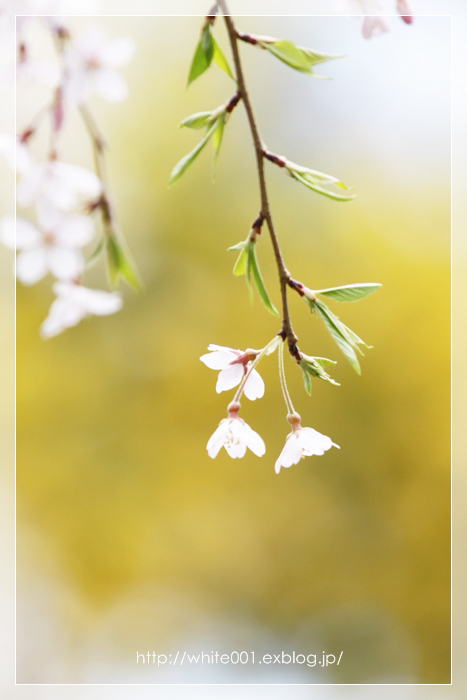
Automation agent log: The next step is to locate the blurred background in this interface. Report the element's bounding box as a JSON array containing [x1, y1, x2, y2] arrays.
[[1, 1, 461, 694]]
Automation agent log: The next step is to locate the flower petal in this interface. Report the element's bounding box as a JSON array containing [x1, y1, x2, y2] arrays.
[[16, 248, 47, 285], [46, 246, 84, 281], [77, 287, 123, 315], [40, 296, 85, 338], [53, 214, 95, 247], [299, 427, 334, 456], [93, 68, 128, 102], [242, 424, 266, 457], [243, 368, 265, 401], [200, 350, 234, 370], [207, 421, 228, 459], [216, 364, 243, 393], [0, 216, 41, 249], [275, 433, 302, 473], [101, 37, 135, 66]]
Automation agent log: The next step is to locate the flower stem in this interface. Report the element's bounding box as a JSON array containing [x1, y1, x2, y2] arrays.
[[218, 1, 300, 361], [233, 336, 279, 403], [278, 339, 295, 414]]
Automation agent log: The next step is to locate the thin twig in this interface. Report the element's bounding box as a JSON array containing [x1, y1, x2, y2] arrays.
[[218, 0, 300, 361]]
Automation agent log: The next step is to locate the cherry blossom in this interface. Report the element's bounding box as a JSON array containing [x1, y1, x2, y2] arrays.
[[200, 344, 265, 400], [207, 402, 266, 459], [63, 28, 134, 104], [346, 0, 413, 38], [1, 204, 94, 285], [17, 159, 102, 210], [275, 413, 339, 474], [0, 133, 32, 173], [40, 281, 122, 338]]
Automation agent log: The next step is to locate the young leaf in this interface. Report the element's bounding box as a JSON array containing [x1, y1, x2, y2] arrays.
[[85, 236, 105, 269], [232, 244, 248, 276], [187, 24, 215, 86], [298, 47, 345, 66], [309, 298, 369, 373], [300, 355, 340, 386], [259, 40, 313, 74], [316, 283, 382, 302], [106, 235, 142, 291], [291, 170, 357, 202], [212, 37, 234, 79], [169, 117, 220, 185], [249, 243, 279, 316], [245, 241, 254, 304], [301, 366, 312, 395], [212, 115, 225, 181], [179, 111, 214, 130]]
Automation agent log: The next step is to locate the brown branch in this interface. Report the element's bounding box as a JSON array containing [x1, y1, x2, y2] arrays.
[[218, 0, 299, 360]]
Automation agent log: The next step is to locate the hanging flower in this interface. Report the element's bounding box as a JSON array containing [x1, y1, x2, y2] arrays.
[[346, 0, 413, 39], [275, 412, 339, 474], [17, 158, 102, 211], [63, 27, 134, 104], [200, 344, 265, 400], [0, 133, 32, 173], [1, 203, 95, 285], [40, 281, 122, 338], [207, 401, 266, 459]]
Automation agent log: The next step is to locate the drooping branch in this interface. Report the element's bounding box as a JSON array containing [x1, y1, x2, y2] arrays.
[[218, 0, 300, 360]]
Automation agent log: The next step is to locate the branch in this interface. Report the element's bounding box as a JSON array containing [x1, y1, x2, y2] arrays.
[[218, 0, 300, 360]]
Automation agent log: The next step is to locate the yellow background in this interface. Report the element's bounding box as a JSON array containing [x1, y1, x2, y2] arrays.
[[11, 11, 451, 686]]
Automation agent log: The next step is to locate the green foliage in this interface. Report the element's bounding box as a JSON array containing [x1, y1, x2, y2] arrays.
[[248, 242, 279, 316], [85, 236, 105, 269], [316, 283, 382, 302], [229, 239, 278, 316], [300, 354, 339, 395], [106, 234, 142, 291], [284, 160, 357, 202], [212, 37, 234, 79], [307, 297, 370, 374], [169, 117, 222, 185], [179, 111, 214, 130], [211, 116, 225, 181], [258, 39, 342, 77], [188, 23, 234, 86]]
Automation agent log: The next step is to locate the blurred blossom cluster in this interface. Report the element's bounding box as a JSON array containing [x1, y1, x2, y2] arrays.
[[0, 0, 136, 337], [346, 0, 413, 38]]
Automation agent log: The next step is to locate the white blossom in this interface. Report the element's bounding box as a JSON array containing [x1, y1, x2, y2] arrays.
[[200, 344, 265, 400], [275, 413, 339, 474], [17, 159, 102, 210], [63, 28, 134, 104], [40, 281, 122, 338], [0, 133, 32, 173], [1, 203, 94, 285], [346, 0, 413, 38], [207, 403, 266, 459]]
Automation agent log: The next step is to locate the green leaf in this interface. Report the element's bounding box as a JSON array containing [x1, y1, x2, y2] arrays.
[[316, 283, 382, 302], [313, 356, 337, 368], [309, 298, 369, 374], [169, 117, 220, 185], [245, 242, 254, 304], [106, 235, 142, 291], [298, 47, 345, 66], [259, 40, 312, 73], [212, 37, 234, 79], [211, 115, 225, 181], [249, 243, 279, 316], [85, 236, 105, 269], [232, 244, 248, 276], [179, 111, 214, 130], [301, 366, 312, 395], [300, 355, 340, 386], [187, 23, 214, 86], [291, 170, 357, 202]]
